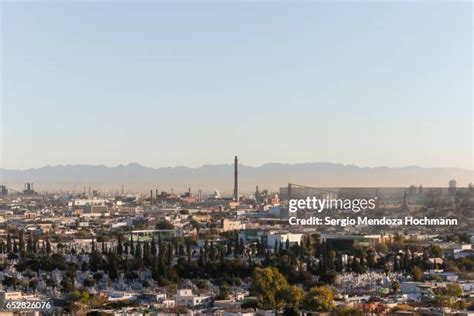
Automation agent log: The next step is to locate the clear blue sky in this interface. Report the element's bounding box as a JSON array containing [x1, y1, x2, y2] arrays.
[[1, 2, 472, 170]]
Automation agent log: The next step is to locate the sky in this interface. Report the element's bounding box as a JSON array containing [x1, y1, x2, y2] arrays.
[[1, 1, 472, 170]]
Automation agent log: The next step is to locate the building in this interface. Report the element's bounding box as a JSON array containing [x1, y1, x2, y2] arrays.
[[175, 289, 212, 309], [90, 205, 109, 217], [266, 232, 302, 249], [0, 291, 22, 300], [321, 234, 386, 250], [222, 219, 243, 231]]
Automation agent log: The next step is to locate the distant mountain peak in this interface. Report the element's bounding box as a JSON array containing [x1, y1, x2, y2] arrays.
[[1, 163, 471, 193]]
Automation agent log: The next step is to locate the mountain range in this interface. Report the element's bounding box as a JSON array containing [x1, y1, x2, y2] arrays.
[[1, 163, 472, 195]]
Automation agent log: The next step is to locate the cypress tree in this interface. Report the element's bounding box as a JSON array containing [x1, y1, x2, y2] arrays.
[[167, 243, 172, 265], [6, 232, 12, 253], [186, 241, 192, 264], [150, 235, 157, 257], [27, 234, 34, 253], [135, 243, 142, 259], [7, 232, 13, 252], [143, 242, 150, 265], [130, 234, 135, 255], [19, 231, 25, 252], [117, 234, 123, 256]]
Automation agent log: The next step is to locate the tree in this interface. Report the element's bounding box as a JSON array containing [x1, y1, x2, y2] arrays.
[[66, 290, 90, 313], [446, 283, 463, 297], [27, 234, 34, 254], [45, 239, 52, 254], [277, 285, 303, 309], [28, 279, 38, 293], [117, 234, 123, 256], [80, 260, 88, 272], [253, 267, 288, 309], [366, 250, 375, 268], [19, 231, 25, 252], [167, 242, 173, 265], [302, 286, 334, 312], [216, 283, 231, 300], [6, 233, 12, 253], [392, 281, 400, 297], [282, 307, 299, 316], [2, 276, 19, 290], [107, 253, 119, 280], [135, 243, 142, 259], [156, 220, 174, 230], [61, 277, 75, 293], [335, 306, 364, 316], [151, 236, 157, 257], [435, 294, 456, 308], [143, 242, 150, 264], [130, 234, 134, 255], [412, 266, 423, 282], [429, 245, 443, 258], [186, 241, 192, 264]]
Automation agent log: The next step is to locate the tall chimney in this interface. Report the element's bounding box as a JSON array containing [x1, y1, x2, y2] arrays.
[[233, 156, 238, 201]]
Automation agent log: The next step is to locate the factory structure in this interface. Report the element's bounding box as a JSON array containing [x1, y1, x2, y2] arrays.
[[233, 155, 239, 201]]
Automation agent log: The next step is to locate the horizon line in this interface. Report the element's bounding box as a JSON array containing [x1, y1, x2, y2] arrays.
[[1, 161, 473, 172]]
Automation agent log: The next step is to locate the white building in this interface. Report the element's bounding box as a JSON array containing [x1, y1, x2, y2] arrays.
[[266, 232, 302, 249], [175, 289, 212, 308], [70, 199, 108, 207]]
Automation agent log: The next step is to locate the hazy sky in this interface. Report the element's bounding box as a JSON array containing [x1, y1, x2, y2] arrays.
[[1, 2, 472, 170]]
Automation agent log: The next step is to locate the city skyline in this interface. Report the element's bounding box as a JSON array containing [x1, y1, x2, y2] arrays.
[[1, 2, 472, 170]]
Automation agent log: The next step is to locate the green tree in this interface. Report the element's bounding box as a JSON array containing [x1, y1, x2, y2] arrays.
[[392, 281, 400, 297], [216, 283, 231, 300], [253, 267, 288, 309], [435, 294, 456, 308], [156, 220, 174, 230], [277, 285, 303, 308], [117, 234, 123, 256], [46, 239, 52, 254], [336, 306, 364, 316], [28, 279, 38, 293], [6, 232, 12, 253], [18, 231, 25, 252], [302, 286, 334, 312], [446, 283, 463, 297], [2, 276, 19, 290], [429, 245, 443, 258]]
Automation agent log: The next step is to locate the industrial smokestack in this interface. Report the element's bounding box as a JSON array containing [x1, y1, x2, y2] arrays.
[[233, 156, 238, 201]]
